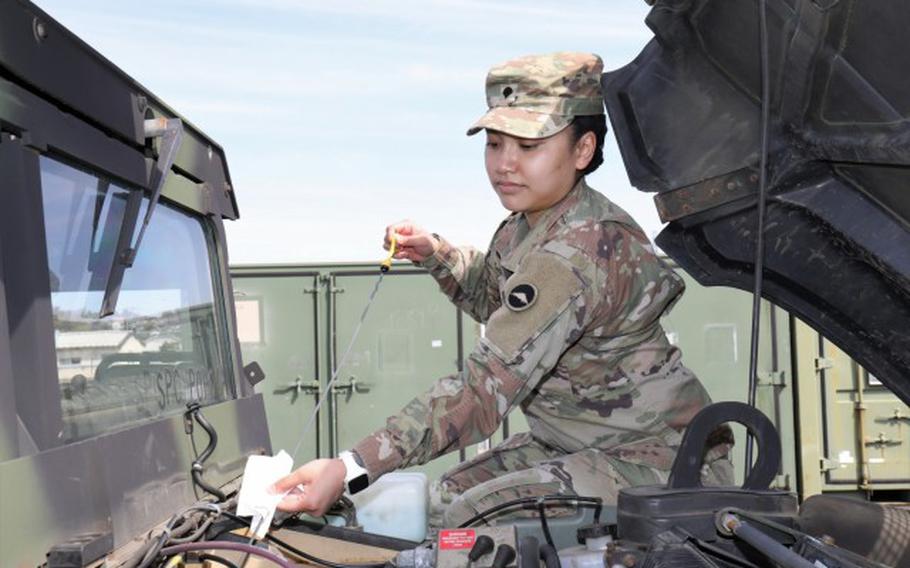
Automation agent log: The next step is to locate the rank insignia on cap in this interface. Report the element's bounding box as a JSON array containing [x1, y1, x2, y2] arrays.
[[506, 283, 537, 312]]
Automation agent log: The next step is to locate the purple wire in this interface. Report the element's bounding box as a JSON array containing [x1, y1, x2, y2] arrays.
[[158, 541, 292, 567]]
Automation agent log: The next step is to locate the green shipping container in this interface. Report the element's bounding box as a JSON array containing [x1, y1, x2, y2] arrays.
[[231, 262, 480, 481], [231, 260, 909, 498]]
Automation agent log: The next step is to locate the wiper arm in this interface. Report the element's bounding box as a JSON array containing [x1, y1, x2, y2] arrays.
[[99, 118, 184, 317]]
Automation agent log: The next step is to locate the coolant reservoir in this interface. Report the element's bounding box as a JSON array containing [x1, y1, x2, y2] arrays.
[[558, 524, 614, 568], [350, 472, 428, 542]]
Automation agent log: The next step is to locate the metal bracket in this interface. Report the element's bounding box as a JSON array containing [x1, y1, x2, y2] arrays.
[[820, 458, 838, 472], [292, 377, 321, 394], [771, 474, 791, 490], [814, 357, 834, 372], [47, 532, 113, 568], [332, 376, 369, 395], [875, 408, 910, 424], [653, 166, 759, 223], [757, 370, 787, 387], [243, 361, 266, 387], [125, 118, 184, 266], [275, 377, 320, 402], [865, 432, 902, 449]]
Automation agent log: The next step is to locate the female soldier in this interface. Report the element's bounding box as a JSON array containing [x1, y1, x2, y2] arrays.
[[273, 52, 733, 527]]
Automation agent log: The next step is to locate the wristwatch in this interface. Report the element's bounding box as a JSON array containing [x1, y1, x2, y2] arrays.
[[430, 232, 443, 255], [338, 450, 370, 495]]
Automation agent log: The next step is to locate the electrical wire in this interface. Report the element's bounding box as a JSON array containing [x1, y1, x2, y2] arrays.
[[159, 542, 292, 568], [189, 423, 202, 501], [135, 515, 182, 568], [535, 499, 555, 549], [169, 516, 217, 544], [121, 502, 227, 568], [457, 495, 603, 528], [744, 0, 772, 478]]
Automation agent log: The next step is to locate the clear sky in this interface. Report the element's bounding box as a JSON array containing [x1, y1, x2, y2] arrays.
[[33, 0, 660, 264]]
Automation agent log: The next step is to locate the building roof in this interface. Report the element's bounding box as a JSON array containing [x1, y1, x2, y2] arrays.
[[55, 330, 133, 349]]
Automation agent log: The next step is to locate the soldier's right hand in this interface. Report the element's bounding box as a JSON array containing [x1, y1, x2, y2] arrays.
[[385, 220, 440, 263], [270, 458, 346, 516]]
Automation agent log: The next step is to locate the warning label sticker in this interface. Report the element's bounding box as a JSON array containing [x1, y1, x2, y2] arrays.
[[438, 529, 476, 550]]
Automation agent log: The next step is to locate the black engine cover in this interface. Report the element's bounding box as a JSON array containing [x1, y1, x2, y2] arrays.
[[618, 486, 797, 545]]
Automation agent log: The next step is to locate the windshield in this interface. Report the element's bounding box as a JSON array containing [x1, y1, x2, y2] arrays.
[[40, 156, 234, 443]]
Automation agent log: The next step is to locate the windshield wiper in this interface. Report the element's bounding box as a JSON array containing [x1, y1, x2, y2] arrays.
[[99, 118, 184, 317]]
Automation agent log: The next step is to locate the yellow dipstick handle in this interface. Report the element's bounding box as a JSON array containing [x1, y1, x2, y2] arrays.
[[381, 234, 397, 273]]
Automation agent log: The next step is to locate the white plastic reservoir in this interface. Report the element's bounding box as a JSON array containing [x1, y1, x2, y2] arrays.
[[558, 533, 612, 568], [349, 471, 428, 542]]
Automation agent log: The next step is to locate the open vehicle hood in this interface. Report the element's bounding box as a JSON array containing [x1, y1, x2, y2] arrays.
[[603, 0, 910, 405]]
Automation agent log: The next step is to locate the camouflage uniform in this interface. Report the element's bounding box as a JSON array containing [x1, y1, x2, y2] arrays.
[[351, 52, 734, 527]]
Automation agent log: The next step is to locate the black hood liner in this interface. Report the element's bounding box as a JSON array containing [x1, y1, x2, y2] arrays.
[[602, 0, 910, 405]]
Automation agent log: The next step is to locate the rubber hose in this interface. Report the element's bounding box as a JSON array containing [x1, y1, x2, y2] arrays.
[[539, 544, 560, 568], [519, 536, 540, 568]]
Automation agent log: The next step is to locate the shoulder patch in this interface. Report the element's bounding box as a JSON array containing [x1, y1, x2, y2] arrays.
[[486, 252, 585, 361], [506, 283, 537, 311]]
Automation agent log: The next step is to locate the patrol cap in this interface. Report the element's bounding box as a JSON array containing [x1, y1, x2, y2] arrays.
[[467, 51, 605, 139]]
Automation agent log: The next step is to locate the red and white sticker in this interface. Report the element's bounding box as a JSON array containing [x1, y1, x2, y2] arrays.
[[439, 529, 476, 550]]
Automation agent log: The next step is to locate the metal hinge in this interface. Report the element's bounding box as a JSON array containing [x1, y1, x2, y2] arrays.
[[758, 370, 787, 387], [771, 474, 791, 490], [305, 275, 330, 294], [820, 458, 839, 472], [815, 357, 834, 372], [316, 274, 344, 294]]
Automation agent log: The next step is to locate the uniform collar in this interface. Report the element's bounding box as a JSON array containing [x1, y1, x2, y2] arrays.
[[500, 177, 589, 272]]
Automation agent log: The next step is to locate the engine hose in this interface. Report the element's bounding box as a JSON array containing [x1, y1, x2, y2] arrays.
[[539, 544, 560, 568], [518, 536, 540, 568], [159, 542, 292, 568], [720, 513, 815, 568], [458, 495, 603, 528], [185, 403, 227, 502]]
